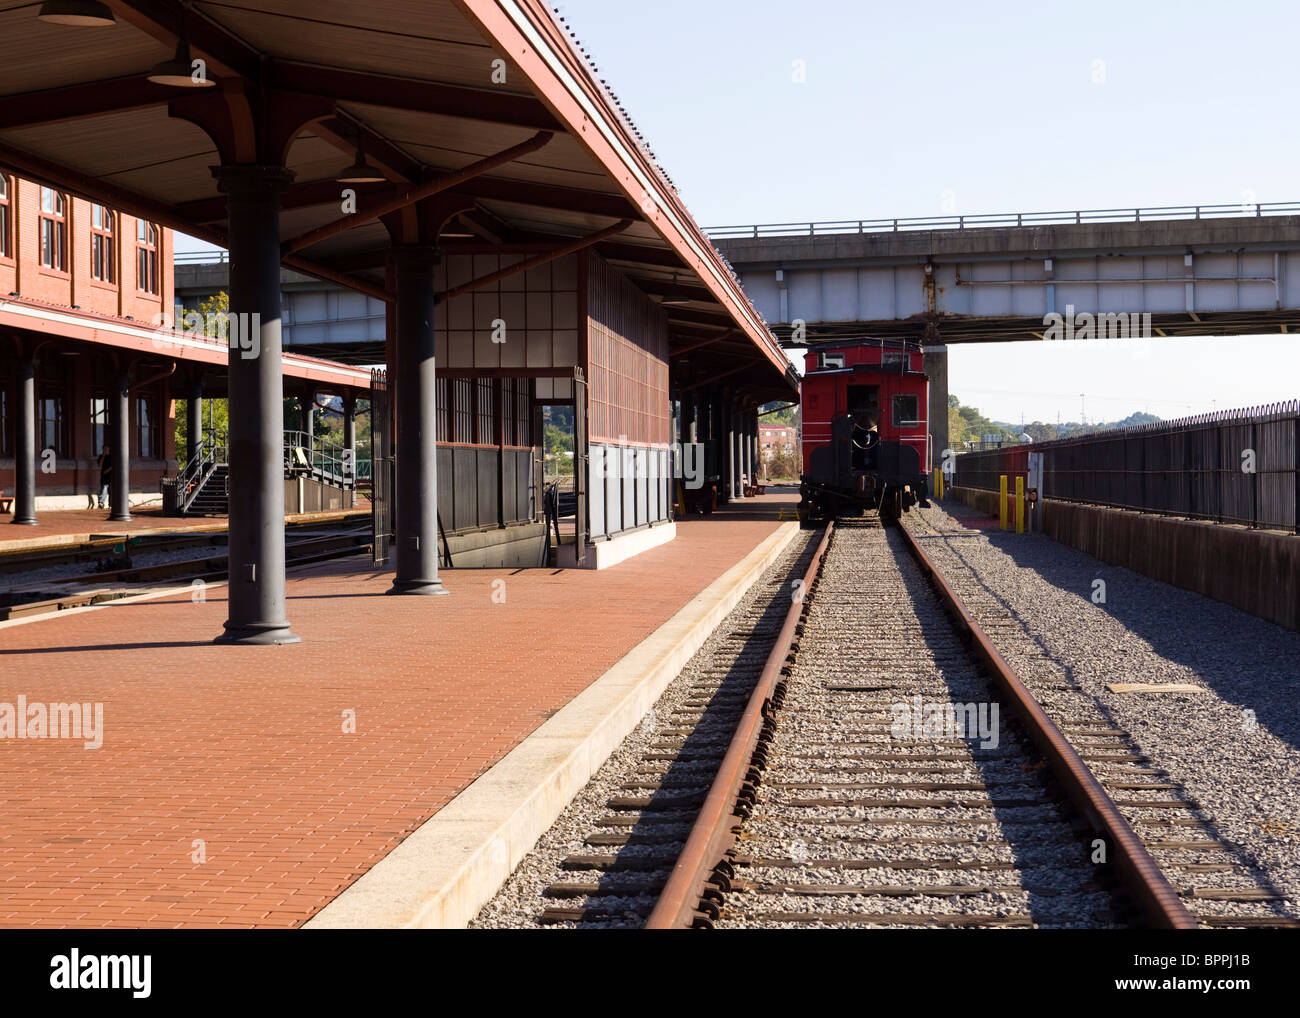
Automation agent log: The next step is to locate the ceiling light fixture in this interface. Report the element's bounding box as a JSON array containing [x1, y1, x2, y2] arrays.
[[659, 273, 694, 306], [337, 141, 385, 184], [147, 39, 215, 88], [37, 1, 116, 27]]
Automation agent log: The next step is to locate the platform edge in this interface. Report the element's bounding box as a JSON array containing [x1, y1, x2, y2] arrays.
[[303, 520, 800, 929]]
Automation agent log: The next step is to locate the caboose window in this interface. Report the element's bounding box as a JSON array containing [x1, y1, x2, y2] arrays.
[[882, 351, 906, 372], [892, 394, 920, 426], [847, 385, 878, 413]]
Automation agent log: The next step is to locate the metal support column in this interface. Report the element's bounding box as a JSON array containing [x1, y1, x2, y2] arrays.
[[729, 402, 741, 500], [745, 410, 756, 491], [109, 371, 131, 522], [187, 385, 203, 465], [213, 164, 300, 645], [11, 357, 37, 525], [343, 393, 357, 508], [387, 245, 448, 596]]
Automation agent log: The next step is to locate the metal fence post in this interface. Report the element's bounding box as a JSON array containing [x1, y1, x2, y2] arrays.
[[1250, 420, 1258, 528]]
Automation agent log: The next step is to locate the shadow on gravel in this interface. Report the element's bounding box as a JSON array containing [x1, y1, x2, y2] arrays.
[[915, 504, 1300, 919], [891, 529, 1121, 928], [930, 506, 1300, 755]]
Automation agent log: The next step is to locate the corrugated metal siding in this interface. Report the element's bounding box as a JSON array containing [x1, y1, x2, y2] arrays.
[[585, 253, 669, 447], [955, 403, 1300, 531]]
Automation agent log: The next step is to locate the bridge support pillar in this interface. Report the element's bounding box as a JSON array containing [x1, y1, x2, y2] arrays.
[[923, 344, 949, 471], [11, 357, 37, 525], [109, 371, 131, 522], [212, 163, 300, 645], [387, 246, 448, 597]]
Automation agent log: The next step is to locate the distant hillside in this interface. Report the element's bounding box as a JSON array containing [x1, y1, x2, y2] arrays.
[[989, 410, 1163, 443]]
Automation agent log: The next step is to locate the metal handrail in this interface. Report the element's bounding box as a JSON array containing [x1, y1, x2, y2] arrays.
[[175, 429, 227, 514], [283, 429, 355, 489], [704, 200, 1300, 240], [175, 250, 230, 264]]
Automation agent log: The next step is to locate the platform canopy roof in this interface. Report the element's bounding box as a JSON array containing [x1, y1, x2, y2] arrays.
[[0, 0, 797, 401]]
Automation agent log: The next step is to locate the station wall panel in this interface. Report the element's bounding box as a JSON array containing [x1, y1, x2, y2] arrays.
[[434, 253, 579, 372]]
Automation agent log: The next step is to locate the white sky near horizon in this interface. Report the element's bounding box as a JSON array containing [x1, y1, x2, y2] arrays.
[[174, 0, 1300, 423]]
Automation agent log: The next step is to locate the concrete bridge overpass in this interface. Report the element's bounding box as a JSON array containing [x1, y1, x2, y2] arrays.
[[711, 201, 1300, 454]]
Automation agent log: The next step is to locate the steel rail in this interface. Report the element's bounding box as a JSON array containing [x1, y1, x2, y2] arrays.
[[894, 521, 1199, 929], [644, 521, 835, 929]]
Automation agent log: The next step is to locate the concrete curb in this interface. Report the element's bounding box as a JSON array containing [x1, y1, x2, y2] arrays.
[[304, 520, 801, 929]]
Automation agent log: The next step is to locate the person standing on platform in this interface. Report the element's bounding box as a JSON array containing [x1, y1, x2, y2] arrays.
[[97, 445, 112, 511]]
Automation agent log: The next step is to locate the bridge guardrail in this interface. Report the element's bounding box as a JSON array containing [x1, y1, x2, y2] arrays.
[[705, 201, 1300, 240]]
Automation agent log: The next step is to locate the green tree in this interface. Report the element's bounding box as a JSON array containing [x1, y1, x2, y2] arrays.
[[174, 292, 230, 465]]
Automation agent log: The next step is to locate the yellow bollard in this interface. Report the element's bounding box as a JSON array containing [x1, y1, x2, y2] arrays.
[[1015, 475, 1025, 534], [999, 475, 1008, 530]]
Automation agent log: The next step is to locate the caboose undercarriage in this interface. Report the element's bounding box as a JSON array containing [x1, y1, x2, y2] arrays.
[[798, 474, 929, 525]]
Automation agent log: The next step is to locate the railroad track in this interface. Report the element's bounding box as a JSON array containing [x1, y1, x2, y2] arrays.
[[645, 518, 1201, 928], [0, 519, 372, 621], [527, 533, 822, 926], [901, 507, 1300, 929]]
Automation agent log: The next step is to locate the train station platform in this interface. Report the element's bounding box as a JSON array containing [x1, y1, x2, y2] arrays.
[[0, 489, 799, 928], [0, 505, 371, 557]]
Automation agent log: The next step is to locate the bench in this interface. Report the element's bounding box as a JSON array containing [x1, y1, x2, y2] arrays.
[[0, 490, 12, 514]]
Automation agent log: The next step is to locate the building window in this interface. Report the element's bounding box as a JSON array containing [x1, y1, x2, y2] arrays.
[[512, 378, 531, 447], [136, 220, 159, 294], [90, 205, 115, 282], [453, 378, 473, 444], [476, 378, 494, 445], [0, 173, 11, 260], [91, 395, 109, 453], [38, 385, 65, 456], [136, 395, 158, 457], [39, 187, 68, 271], [435, 377, 449, 442], [892, 394, 920, 426]]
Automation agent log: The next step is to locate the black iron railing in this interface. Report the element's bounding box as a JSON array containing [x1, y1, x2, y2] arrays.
[[175, 429, 227, 514], [283, 429, 355, 489]]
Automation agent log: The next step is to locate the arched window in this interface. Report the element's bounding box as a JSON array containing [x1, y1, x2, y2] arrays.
[[136, 220, 159, 294], [90, 204, 115, 282], [39, 187, 67, 271]]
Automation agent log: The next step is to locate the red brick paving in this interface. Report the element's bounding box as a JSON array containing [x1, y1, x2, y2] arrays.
[[0, 491, 794, 927]]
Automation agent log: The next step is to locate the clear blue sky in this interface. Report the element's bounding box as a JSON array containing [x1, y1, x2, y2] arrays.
[[178, 0, 1300, 423]]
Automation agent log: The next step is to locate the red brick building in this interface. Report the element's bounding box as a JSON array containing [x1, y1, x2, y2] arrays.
[[0, 170, 369, 515]]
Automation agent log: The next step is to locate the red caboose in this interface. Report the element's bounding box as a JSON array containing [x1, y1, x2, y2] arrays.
[[799, 339, 931, 522]]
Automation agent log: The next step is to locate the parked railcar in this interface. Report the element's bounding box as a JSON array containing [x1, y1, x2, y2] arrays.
[[798, 339, 931, 522]]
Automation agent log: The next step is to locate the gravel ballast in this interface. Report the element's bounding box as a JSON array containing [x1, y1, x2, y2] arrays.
[[905, 501, 1300, 923]]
